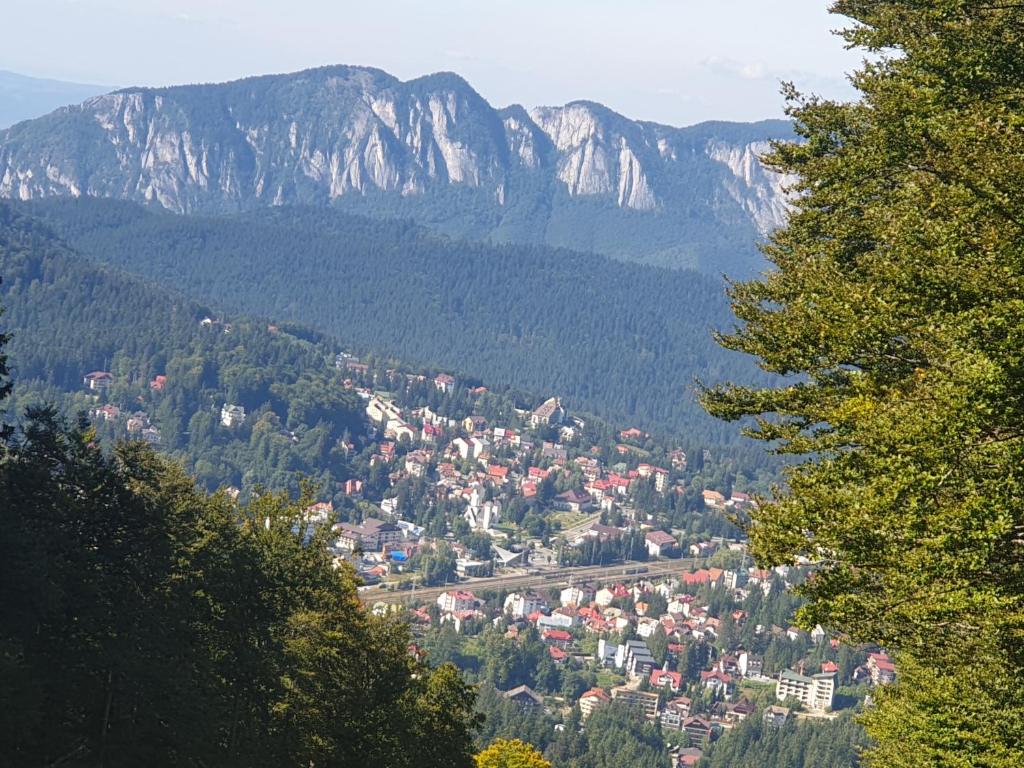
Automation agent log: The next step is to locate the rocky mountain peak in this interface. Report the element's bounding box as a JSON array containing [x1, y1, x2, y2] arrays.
[[0, 65, 795, 273]]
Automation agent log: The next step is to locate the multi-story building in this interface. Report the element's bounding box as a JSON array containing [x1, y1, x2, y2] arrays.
[[867, 652, 897, 685], [436, 590, 479, 613], [616, 639, 657, 680], [610, 685, 660, 721], [503, 591, 548, 619], [335, 517, 403, 553], [529, 397, 565, 428], [83, 371, 114, 390], [579, 687, 609, 719], [659, 697, 692, 731], [775, 669, 835, 712], [220, 404, 246, 428]]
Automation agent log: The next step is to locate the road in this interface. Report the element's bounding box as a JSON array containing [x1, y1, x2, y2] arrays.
[[361, 556, 704, 607], [556, 512, 603, 541]]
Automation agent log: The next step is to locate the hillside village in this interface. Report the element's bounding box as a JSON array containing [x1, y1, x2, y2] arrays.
[[79, 340, 893, 767], [408, 561, 896, 767]]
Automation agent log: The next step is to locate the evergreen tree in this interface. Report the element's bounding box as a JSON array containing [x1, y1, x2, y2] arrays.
[[702, 3, 1024, 765]]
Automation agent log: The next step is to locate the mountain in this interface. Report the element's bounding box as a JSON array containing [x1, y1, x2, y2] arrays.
[[0, 70, 110, 129], [19, 197, 767, 439], [0, 65, 793, 274]]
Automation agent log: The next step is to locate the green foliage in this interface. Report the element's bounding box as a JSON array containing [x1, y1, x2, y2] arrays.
[[475, 738, 551, 768], [0, 204, 364, 498], [472, 685, 557, 754], [701, 3, 1024, 765], [546, 702, 670, 768], [699, 710, 867, 768], [0, 407, 478, 767], [21, 197, 768, 438]]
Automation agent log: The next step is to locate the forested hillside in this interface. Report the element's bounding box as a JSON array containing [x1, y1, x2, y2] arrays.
[[20, 198, 763, 440], [0, 204, 365, 496], [698, 712, 866, 767]]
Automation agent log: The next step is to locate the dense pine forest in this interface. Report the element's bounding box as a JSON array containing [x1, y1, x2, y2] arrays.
[[0, 204, 368, 495], [18, 197, 764, 439]]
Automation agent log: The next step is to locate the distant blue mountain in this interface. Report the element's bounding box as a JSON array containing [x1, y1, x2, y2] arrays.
[[0, 70, 111, 129]]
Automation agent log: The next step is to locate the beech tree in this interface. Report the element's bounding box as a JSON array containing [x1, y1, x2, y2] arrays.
[[702, 2, 1024, 766], [475, 738, 551, 768]]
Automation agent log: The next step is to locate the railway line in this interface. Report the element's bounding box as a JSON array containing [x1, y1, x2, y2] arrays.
[[360, 556, 704, 607]]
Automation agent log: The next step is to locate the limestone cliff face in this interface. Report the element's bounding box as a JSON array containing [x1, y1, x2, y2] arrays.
[[706, 139, 796, 233], [530, 103, 657, 210], [0, 64, 795, 271], [0, 67, 517, 212]]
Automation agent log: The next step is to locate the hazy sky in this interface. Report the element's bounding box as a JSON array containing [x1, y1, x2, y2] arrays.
[[4, 0, 864, 126]]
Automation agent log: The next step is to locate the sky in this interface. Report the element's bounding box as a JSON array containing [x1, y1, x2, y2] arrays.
[[3, 0, 864, 126]]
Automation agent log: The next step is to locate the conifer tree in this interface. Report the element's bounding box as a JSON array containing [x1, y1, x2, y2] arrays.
[[702, 3, 1024, 765]]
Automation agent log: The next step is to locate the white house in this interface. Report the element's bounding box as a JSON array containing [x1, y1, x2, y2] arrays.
[[504, 592, 548, 619], [220, 404, 246, 428], [437, 590, 479, 613]]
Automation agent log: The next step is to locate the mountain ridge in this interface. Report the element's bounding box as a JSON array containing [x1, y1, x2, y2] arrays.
[[0, 64, 793, 274]]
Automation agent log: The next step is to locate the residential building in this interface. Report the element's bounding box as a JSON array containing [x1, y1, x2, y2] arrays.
[[560, 584, 596, 607], [725, 698, 755, 722], [737, 651, 764, 678], [595, 638, 618, 667], [645, 530, 679, 557], [93, 404, 120, 422], [530, 397, 565, 429], [763, 705, 791, 728], [579, 688, 609, 719], [335, 518, 403, 553], [617, 639, 657, 679], [434, 373, 456, 393], [700, 670, 733, 697], [659, 697, 692, 731], [537, 612, 574, 631], [702, 489, 726, 507], [610, 685, 660, 721], [220, 404, 246, 428], [502, 685, 543, 709], [775, 669, 835, 712], [650, 668, 683, 693], [504, 592, 548, 619], [366, 395, 402, 424], [404, 450, 430, 478], [83, 371, 113, 390], [867, 652, 897, 685], [542, 629, 572, 648], [555, 489, 593, 513], [437, 590, 479, 613], [682, 717, 714, 746]]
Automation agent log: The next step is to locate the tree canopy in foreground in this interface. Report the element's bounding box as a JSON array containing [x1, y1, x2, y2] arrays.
[[0, 395, 479, 766], [703, 2, 1024, 766], [475, 738, 552, 768]]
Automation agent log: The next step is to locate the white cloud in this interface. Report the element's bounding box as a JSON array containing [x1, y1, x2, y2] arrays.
[[701, 56, 768, 80]]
